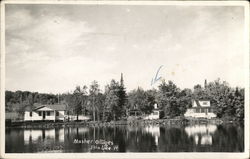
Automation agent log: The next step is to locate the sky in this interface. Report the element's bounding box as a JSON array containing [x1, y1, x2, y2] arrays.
[[5, 4, 246, 94]]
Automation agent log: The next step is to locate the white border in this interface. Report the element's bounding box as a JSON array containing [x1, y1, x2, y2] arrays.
[[0, 1, 249, 159], [0, 1, 6, 158]]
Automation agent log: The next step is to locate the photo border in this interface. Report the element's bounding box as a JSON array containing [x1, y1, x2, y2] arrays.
[[0, 1, 249, 158]]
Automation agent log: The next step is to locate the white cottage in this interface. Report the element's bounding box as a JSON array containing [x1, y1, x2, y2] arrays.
[[184, 100, 216, 119], [143, 104, 160, 120], [24, 104, 66, 121]]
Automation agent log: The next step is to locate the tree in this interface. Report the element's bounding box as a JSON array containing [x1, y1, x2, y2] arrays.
[[235, 88, 244, 121], [156, 80, 180, 117], [127, 88, 155, 115], [88, 81, 101, 122], [117, 73, 127, 118], [145, 89, 157, 114], [96, 93, 106, 121], [204, 79, 231, 118], [5, 77, 244, 122], [177, 88, 192, 115], [193, 84, 207, 100], [104, 79, 121, 121], [127, 87, 146, 112], [69, 85, 88, 121]]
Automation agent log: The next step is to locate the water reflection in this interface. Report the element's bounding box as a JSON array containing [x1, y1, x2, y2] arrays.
[[24, 129, 64, 145], [24, 130, 42, 144], [6, 124, 244, 153], [144, 126, 160, 145], [185, 124, 217, 145]]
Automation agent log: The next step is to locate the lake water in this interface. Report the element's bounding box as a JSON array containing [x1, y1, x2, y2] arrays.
[[5, 124, 244, 153]]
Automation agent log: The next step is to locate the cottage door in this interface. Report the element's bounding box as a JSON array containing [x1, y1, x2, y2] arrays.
[[43, 111, 46, 120]]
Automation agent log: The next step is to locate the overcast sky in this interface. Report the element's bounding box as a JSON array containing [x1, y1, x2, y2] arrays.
[[5, 4, 246, 94]]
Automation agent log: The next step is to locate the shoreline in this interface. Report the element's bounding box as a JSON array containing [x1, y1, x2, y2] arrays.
[[5, 118, 238, 128]]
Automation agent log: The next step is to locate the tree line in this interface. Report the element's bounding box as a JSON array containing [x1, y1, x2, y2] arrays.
[[5, 76, 244, 121]]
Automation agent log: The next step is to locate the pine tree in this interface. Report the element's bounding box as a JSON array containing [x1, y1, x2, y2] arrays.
[[117, 73, 127, 119]]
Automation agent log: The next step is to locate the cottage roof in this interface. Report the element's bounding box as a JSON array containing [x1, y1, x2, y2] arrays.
[[195, 100, 202, 107], [33, 104, 66, 111], [192, 99, 211, 108]]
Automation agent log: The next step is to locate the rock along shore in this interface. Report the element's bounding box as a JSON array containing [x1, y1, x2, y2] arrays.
[[6, 118, 224, 128]]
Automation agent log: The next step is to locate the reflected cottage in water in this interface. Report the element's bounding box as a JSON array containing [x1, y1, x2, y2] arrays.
[[5, 123, 244, 153], [24, 128, 65, 145], [185, 124, 217, 145], [144, 126, 160, 146]]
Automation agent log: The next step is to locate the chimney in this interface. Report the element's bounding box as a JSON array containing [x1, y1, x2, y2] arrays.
[[120, 73, 124, 87], [204, 79, 207, 89], [154, 103, 158, 109]]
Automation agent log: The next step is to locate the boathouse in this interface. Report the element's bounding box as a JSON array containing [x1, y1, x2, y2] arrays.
[[184, 100, 216, 119], [24, 104, 67, 121]]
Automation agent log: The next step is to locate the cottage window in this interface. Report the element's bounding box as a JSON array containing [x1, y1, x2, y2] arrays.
[[38, 112, 42, 116], [30, 112, 32, 117], [201, 109, 205, 113], [56, 111, 59, 116], [47, 112, 50, 116], [153, 112, 158, 115], [196, 109, 199, 113], [203, 102, 208, 105]]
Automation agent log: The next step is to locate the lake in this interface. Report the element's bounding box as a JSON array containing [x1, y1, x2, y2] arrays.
[[5, 124, 244, 153]]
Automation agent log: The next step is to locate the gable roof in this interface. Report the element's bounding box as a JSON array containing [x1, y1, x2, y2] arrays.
[[192, 99, 211, 108], [195, 100, 201, 107], [33, 104, 66, 111]]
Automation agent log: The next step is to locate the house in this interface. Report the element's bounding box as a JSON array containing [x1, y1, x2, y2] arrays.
[[24, 104, 67, 121], [143, 104, 160, 120], [184, 100, 216, 119]]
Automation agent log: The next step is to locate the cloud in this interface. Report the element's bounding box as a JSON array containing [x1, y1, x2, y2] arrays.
[[7, 14, 95, 57], [5, 6, 98, 93], [5, 5, 245, 93], [6, 7, 96, 70], [6, 8, 34, 31]]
